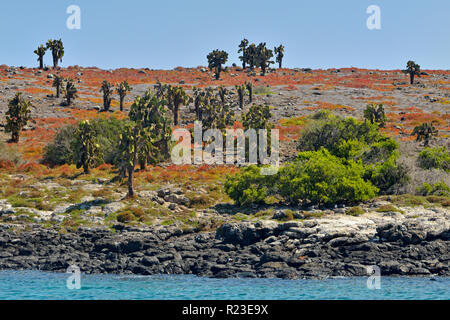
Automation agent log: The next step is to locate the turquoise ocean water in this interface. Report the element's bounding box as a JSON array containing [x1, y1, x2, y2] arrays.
[[0, 271, 448, 300]]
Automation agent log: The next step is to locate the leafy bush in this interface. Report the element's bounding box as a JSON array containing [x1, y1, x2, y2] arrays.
[[117, 211, 135, 223], [0, 142, 22, 165], [43, 118, 127, 166], [225, 149, 378, 207], [277, 149, 378, 206], [418, 146, 450, 172], [43, 125, 77, 166], [366, 156, 410, 195], [224, 165, 273, 206], [417, 181, 450, 197], [298, 113, 383, 158], [347, 206, 365, 216]]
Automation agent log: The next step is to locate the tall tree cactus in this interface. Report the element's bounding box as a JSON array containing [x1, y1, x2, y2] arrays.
[[207, 49, 228, 80], [118, 122, 155, 198], [46, 39, 64, 68], [235, 84, 246, 110], [274, 44, 285, 69], [166, 85, 191, 126], [246, 81, 253, 103], [73, 120, 103, 174], [116, 81, 132, 111], [34, 45, 47, 69], [256, 43, 274, 76], [52, 75, 64, 98], [5, 93, 32, 143], [238, 39, 249, 69], [100, 80, 114, 111], [246, 43, 257, 70], [405, 61, 421, 85], [64, 79, 78, 105]]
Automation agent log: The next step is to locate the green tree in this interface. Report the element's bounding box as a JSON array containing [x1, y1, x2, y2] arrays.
[[5, 93, 32, 143], [411, 122, 438, 147], [405, 60, 421, 85], [364, 103, 386, 127], [116, 81, 132, 111], [274, 45, 285, 69], [100, 80, 114, 111], [238, 39, 249, 69], [46, 39, 64, 68], [64, 79, 78, 106], [52, 75, 64, 98], [207, 49, 228, 80], [73, 120, 103, 174], [34, 45, 47, 69]]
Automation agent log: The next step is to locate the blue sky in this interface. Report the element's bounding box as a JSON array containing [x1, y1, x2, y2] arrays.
[[0, 0, 449, 70]]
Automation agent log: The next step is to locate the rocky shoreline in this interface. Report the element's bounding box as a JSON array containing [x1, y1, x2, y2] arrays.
[[0, 207, 449, 279]]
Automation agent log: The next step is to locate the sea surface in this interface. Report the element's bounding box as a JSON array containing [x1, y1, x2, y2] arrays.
[[0, 270, 448, 300]]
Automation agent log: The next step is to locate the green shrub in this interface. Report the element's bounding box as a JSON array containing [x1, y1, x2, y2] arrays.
[[366, 156, 410, 195], [43, 118, 127, 166], [417, 181, 450, 197], [347, 206, 365, 216], [0, 142, 22, 165], [298, 113, 383, 158], [277, 149, 378, 206], [224, 165, 272, 206], [418, 146, 450, 172], [376, 204, 403, 213], [117, 211, 135, 223]]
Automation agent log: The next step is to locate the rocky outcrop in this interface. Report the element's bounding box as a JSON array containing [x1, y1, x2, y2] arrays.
[[0, 208, 448, 279]]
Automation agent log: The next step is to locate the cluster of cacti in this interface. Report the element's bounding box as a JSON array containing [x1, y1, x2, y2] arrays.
[[207, 50, 229, 80], [118, 91, 173, 197], [405, 61, 421, 85], [100, 80, 114, 111], [238, 40, 282, 75], [242, 104, 273, 131], [156, 84, 192, 125], [73, 120, 102, 174], [46, 39, 64, 68], [5, 93, 32, 143], [129, 90, 172, 168], [412, 122, 438, 147], [192, 86, 235, 132], [364, 103, 386, 128]]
